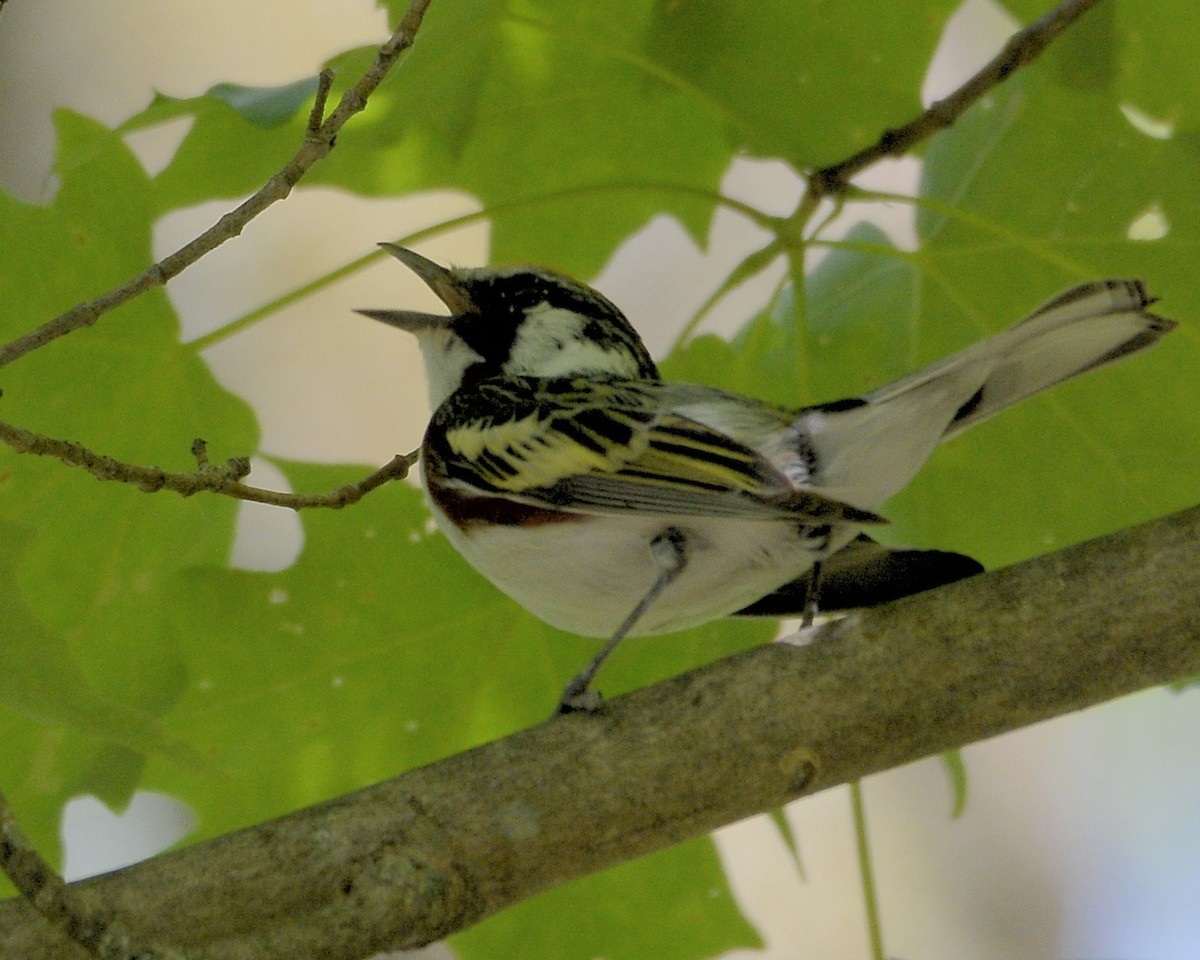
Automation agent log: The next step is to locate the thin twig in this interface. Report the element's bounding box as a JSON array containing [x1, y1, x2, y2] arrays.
[[0, 0, 434, 371], [307, 69, 336, 135], [0, 787, 192, 959], [0, 0, 433, 510], [0, 421, 417, 508], [806, 0, 1104, 197]]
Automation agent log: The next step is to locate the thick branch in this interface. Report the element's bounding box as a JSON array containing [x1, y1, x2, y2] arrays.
[[0, 785, 187, 959], [2, 504, 1196, 960]]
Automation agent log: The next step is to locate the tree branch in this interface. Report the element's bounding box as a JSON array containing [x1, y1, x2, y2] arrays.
[[0, 0, 434, 511], [807, 0, 1104, 196], [0, 422, 418, 509], [2, 504, 1196, 960], [0, 0, 434, 371]]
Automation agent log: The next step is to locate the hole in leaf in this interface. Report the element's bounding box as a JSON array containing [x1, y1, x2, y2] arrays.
[[1119, 103, 1175, 140], [1126, 203, 1169, 241]]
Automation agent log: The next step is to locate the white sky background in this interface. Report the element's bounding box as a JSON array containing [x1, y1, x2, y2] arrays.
[[1, 2, 1199, 958]]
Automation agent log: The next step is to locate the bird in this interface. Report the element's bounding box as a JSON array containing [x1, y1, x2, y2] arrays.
[[358, 244, 1176, 712]]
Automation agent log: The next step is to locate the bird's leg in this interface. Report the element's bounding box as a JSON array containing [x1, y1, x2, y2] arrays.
[[800, 561, 824, 628], [556, 527, 689, 714]]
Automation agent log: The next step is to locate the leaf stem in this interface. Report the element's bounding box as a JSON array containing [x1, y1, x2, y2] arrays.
[[850, 780, 886, 960]]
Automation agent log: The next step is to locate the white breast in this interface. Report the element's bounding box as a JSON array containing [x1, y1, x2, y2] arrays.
[[427, 487, 856, 637]]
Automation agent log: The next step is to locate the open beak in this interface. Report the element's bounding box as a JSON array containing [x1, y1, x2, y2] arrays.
[[355, 243, 474, 332]]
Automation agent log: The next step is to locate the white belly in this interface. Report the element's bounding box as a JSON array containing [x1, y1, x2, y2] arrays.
[[430, 500, 858, 637]]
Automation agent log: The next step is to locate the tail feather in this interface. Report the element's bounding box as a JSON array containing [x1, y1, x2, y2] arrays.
[[797, 280, 1176, 508], [938, 279, 1175, 438]]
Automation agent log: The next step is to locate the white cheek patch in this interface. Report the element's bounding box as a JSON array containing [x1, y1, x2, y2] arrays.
[[511, 305, 639, 378], [418, 329, 483, 409]]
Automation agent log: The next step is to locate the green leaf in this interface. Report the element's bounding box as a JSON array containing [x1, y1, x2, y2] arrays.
[[123, 76, 321, 141], [662, 223, 918, 410], [139, 88, 315, 214], [767, 806, 806, 879], [130, 2, 737, 277], [0, 111, 257, 849], [209, 78, 321, 127], [452, 835, 760, 960], [120, 56, 368, 216], [0, 525, 199, 764], [1118, 0, 1200, 128], [645, 0, 962, 165], [128, 0, 968, 279], [318, 1, 735, 274], [1001, 0, 1200, 128], [0, 524, 187, 872]]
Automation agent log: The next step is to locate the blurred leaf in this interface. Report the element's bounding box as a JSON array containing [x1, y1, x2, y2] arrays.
[[133, 87, 316, 213], [0, 111, 256, 855], [209, 78, 321, 127], [1118, 0, 1200, 128], [132, 0, 963, 279], [1000, 0, 1200, 128], [135, 3, 733, 277], [316, 1, 735, 275], [767, 806, 806, 878], [123, 76, 322, 142], [802, 225, 922, 400], [663, 223, 918, 410], [646, 0, 961, 165], [0, 524, 197, 873], [453, 835, 760, 960], [0, 525, 200, 766]]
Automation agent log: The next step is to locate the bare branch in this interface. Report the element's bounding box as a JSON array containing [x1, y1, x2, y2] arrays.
[[808, 0, 1104, 196], [0, 0, 434, 371], [0, 420, 417, 509], [306, 69, 336, 135], [0, 0, 433, 508], [1, 504, 1197, 960]]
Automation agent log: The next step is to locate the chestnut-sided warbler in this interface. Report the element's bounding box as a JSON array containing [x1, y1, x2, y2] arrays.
[[359, 245, 1174, 711]]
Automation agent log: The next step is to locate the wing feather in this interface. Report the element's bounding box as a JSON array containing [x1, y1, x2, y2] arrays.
[[429, 378, 882, 525]]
